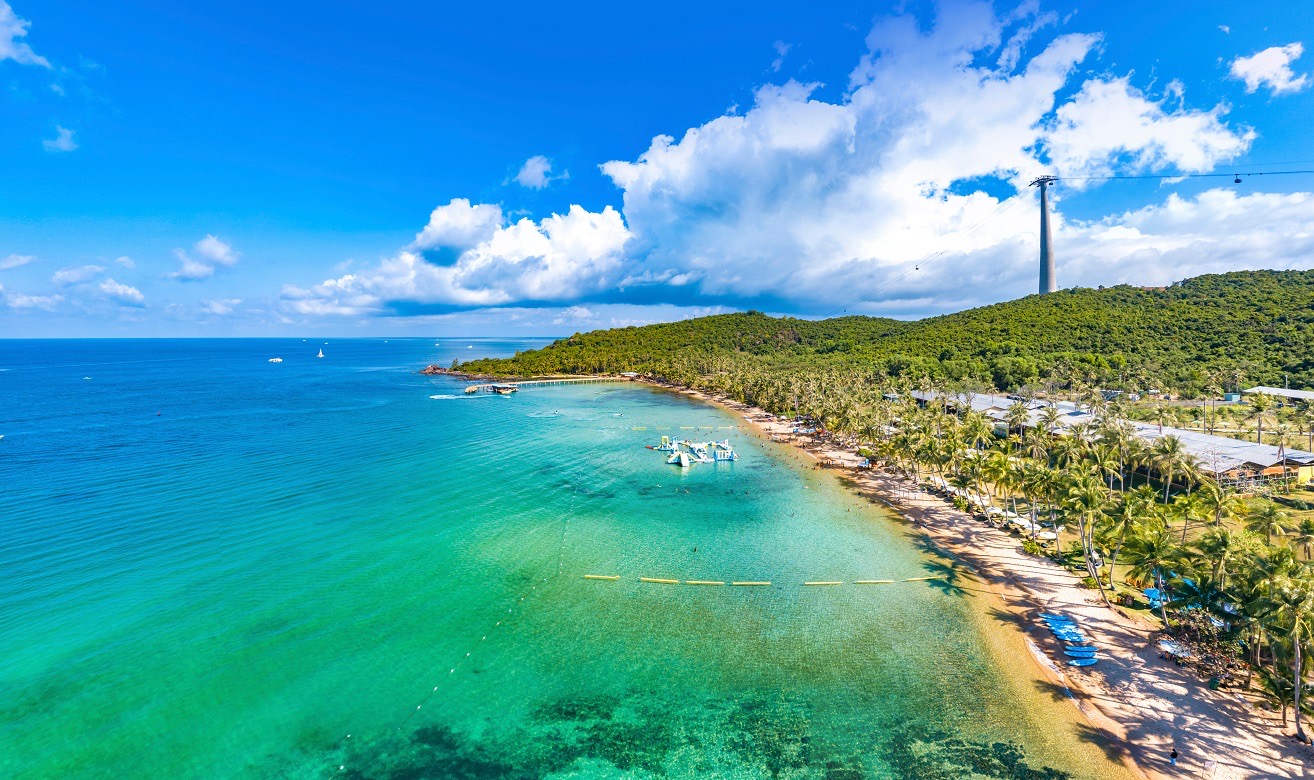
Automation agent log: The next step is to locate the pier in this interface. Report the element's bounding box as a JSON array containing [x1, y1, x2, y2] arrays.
[[463, 376, 633, 394]]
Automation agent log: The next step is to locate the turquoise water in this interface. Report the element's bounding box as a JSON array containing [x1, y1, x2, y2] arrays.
[[0, 339, 1129, 779]]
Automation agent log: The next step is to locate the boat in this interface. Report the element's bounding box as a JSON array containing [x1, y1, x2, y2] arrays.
[[1068, 658, 1098, 667], [491, 384, 518, 395], [317, 349, 324, 358], [268, 357, 283, 363], [1063, 648, 1098, 658]]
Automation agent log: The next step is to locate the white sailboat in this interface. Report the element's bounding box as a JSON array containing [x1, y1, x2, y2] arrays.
[[317, 348, 324, 358]]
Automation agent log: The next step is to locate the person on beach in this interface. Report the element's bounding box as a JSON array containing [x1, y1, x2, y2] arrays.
[[1169, 747, 1178, 766]]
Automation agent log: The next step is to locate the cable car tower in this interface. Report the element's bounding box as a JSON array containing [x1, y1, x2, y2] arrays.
[[1030, 176, 1058, 294]]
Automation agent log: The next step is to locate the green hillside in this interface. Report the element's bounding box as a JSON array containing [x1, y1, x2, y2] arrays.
[[460, 270, 1314, 395]]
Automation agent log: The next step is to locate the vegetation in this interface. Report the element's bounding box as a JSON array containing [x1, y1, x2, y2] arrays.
[[463, 270, 1314, 396], [457, 269, 1314, 741]]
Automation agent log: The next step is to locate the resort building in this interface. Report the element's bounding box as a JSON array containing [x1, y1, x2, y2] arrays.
[[903, 390, 1314, 490]]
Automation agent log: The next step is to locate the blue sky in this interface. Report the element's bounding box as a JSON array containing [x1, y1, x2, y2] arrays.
[[2, 0, 1312, 336]]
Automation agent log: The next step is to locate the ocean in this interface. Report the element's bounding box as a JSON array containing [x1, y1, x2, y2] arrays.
[[0, 338, 1133, 779]]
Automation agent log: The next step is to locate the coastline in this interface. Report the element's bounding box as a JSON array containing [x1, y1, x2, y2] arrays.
[[653, 380, 1311, 780]]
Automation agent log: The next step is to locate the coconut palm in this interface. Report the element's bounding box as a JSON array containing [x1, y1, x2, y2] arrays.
[[1248, 392, 1273, 444], [1124, 524, 1179, 623], [1197, 481, 1244, 527], [1293, 517, 1314, 561], [1149, 435, 1191, 505], [1066, 469, 1111, 602], [1103, 486, 1155, 590], [1194, 526, 1245, 590], [1247, 502, 1293, 546], [1260, 577, 1314, 743]]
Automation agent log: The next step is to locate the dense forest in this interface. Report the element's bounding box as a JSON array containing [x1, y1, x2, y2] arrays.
[[461, 270, 1314, 395]]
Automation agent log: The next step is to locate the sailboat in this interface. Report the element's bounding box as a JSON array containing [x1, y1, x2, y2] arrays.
[[317, 348, 324, 358]]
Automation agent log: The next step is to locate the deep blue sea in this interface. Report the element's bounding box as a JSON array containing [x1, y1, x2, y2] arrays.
[[0, 339, 1132, 779]]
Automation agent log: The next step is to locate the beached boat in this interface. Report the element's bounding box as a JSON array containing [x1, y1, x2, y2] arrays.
[[1068, 658, 1098, 667]]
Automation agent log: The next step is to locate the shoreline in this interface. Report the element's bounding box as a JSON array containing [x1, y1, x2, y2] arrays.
[[653, 380, 1310, 780]]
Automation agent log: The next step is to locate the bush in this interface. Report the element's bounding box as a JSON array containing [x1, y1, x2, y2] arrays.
[[1081, 576, 1100, 590], [1021, 539, 1042, 556]]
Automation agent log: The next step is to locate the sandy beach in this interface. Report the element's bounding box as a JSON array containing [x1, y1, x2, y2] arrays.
[[660, 382, 1312, 780]]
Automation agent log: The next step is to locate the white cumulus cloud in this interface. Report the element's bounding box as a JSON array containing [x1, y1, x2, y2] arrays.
[[1229, 43, 1309, 95], [201, 298, 241, 315], [170, 234, 240, 281], [0, 1, 49, 68], [51, 264, 104, 285], [5, 291, 63, 310], [115, 256, 135, 268], [285, 204, 629, 316], [513, 155, 568, 189], [286, 1, 1279, 321], [42, 125, 77, 152], [411, 198, 504, 251], [99, 278, 145, 306], [0, 253, 35, 270]]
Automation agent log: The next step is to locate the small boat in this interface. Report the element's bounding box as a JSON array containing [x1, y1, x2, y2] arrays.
[[1068, 658, 1098, 667], [268, 357, 283, 363], [1064, 648, 1098, 658], [317, 349, 324, 358]]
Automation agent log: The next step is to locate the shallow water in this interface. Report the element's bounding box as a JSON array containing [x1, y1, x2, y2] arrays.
[[0, 339, 1135, 779]]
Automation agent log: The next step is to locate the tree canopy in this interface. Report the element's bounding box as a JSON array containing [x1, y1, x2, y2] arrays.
[[461, 270, 1314, 395]]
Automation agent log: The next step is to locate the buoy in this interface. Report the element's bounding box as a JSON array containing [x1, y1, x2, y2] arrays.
[[903, 576, 937, 581], [685, 580, 725, 586], [583, 574, 621, 581], [855, 580, 895, 585], [732, 581, 771, 586], [639, 577, 679, 584], [803, 581, 843, 586]]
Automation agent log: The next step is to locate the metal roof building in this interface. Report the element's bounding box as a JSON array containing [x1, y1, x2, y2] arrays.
[[902, 389, 1314, 486], [1244, 386, 1314, 402]]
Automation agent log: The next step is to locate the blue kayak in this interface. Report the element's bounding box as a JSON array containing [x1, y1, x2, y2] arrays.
[[1064, 648, 1098, 657], [1068, 658, 1098, 667]]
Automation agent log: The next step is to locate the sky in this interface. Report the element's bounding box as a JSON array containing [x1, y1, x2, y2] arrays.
[[1, 0, 1313, 337]]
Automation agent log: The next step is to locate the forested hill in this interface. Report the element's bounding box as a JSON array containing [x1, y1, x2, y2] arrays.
[[459, 270, 1314, 395]]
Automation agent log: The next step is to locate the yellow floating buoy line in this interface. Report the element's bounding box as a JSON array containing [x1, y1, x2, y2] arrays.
[[581, 574, 941, 587]]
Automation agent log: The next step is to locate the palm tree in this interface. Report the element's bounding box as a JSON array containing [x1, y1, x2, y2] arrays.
[[1197, 481, 1244, 527], [1066, 469, 1111, 603], [1103, 487, 1154, 590], [1293, 517, 1314, 561], [1248, 392, 1273, 444], [1261, 578, 1314, 743], [1149, 435, 1190, 505], [1247, 502, 1293, 546], [1005, 401, 1031, 438], [1124, 524, 1179, 624], [1194, 526, 1243, 590]]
